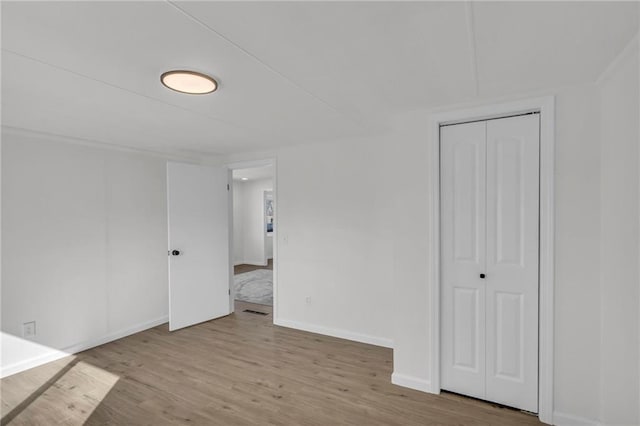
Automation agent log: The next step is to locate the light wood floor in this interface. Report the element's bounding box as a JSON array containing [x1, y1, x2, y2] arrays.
[[1, 301, 542, 425]]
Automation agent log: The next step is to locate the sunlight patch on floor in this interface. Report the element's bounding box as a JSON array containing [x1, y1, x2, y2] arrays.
[[1, 355, 77, 415], [1, 359, 119, 425]]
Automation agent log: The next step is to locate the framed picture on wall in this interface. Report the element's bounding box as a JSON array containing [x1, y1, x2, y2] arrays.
[[265, 191, 274, 233]]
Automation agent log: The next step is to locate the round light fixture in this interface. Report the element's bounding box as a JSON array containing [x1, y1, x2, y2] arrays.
[[160, 70, 218, 95], [241, 177, 249, 181]]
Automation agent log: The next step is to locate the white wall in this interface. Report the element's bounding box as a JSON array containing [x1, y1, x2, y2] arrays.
[[233, 178, 273, 266], [1, 130, 169, 377], [1, 39, 635, 426], [275, 138, 396, 347], [552, 85, 604, 424], [598, 38, 639, 426], [390, 85, 614, 425], [242, 79, 637, 425], [266, 234, 273, 260]]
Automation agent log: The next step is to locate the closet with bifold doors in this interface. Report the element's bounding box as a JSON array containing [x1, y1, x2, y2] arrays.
[[440, 113, 540, 413]]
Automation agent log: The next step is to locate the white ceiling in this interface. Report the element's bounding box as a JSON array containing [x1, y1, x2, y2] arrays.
[[2, 1, 637, 158]]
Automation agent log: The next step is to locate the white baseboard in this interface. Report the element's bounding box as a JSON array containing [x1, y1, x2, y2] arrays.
[[1, 348, 71, 379], [274, 318, 393, 348], [64, 315, 169, 355], [1, 315, 168, 378], [553, 411, 602, 426], [391, 372, 434, 393]]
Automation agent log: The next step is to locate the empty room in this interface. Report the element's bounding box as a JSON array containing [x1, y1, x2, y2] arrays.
[[1, 1, 639, 425]]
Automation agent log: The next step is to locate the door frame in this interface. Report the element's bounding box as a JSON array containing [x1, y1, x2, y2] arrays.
[[226, 158, 278, 321], [428, 96, 555, 424]]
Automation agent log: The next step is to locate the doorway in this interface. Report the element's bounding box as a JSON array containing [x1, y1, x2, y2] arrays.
[[229, 161, 276, 315], [166, 159, 277, 330], [428, 96, 555, 424]]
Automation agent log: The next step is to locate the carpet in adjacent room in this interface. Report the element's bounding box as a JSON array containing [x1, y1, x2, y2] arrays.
[[233, 269, 273, 306]]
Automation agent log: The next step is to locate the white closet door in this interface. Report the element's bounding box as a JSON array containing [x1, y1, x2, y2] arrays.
[[440, 121, 487, 400], [440, 114, 539, 413], [485, 114, 539, 412]]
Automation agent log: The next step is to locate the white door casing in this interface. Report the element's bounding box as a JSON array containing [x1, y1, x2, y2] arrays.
[[167, 161, 231, 331], [440, 114, 540, 413]]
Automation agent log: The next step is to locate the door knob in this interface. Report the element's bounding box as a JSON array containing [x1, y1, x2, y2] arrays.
[[480, 273, 485, 279], [171, 250, 181, 256]]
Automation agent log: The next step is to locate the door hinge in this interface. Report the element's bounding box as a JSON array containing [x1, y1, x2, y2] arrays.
[[227, 184, 230, 191], [228, 289, 231, 295]]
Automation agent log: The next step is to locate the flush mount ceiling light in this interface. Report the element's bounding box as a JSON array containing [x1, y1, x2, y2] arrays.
[[160, 70, 218, 95], [241, 177, 249, 181]]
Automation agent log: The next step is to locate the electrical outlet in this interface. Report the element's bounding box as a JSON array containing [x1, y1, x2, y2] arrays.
[[305, 296, 312, 305], [23, 321, 36, 338]]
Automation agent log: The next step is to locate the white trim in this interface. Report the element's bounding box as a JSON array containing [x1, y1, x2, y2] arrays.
[[64, 315, 169, 355], [272, 159, 279, 324], [1, 348, 71, 379], [274, 318, 393, 349], [226, 159, 274, 170], [1, 315, 168, 378], [1, 125, 203, 163], [428, 96, 555, 424], [227, 167, 234, 314], [538, 97, 556, 426], [391, 373, 433, 393], [638, 14, 640, 425], [553, 411, 602, 426]]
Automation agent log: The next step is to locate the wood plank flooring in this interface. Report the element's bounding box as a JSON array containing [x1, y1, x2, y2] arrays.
[[1, 301, 542, 425], [234, 259, 273, 275]]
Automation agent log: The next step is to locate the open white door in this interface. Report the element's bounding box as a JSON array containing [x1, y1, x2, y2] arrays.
[[167, 161, 231, 331]]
